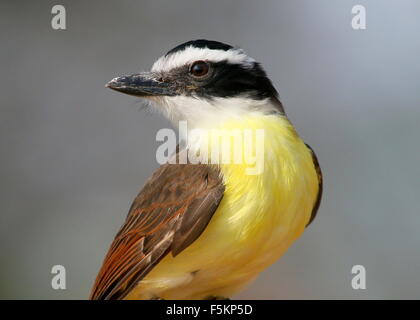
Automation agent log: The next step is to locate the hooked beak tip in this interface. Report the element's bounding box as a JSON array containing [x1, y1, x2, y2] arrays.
[[105, 73, 175, 97], [105, 77, 123, 90]]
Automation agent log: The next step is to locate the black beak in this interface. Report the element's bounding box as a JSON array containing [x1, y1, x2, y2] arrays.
[[106, 72, 175, 97]]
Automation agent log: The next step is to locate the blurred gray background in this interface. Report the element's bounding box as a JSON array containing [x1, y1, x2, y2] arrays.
[[0, 0, 419, 299]]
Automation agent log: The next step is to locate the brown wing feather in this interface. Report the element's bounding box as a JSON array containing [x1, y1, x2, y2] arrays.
[[90, 157, 224, 300]]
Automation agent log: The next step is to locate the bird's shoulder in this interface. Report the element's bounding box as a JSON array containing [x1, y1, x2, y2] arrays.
[[305, 143, 323, 227]]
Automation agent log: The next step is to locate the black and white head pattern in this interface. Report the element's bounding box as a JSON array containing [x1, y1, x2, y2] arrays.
[[149, 40, 284, 127], [151, 40, 279, 100]]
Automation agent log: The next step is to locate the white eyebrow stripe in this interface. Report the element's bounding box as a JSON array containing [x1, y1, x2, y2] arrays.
[[151, 46, 255, 73]]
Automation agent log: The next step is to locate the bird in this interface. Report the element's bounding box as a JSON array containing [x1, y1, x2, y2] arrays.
[[90, 39, 322, 300]]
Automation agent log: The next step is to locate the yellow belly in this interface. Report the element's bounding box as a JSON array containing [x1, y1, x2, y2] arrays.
[[125, 114, 320, 299]]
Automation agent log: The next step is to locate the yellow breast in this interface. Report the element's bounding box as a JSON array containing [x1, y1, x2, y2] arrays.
[[126, 114, 320, 300]]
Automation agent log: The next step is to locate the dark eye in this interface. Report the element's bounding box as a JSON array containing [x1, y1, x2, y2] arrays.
[[190, 60, 209, 77]]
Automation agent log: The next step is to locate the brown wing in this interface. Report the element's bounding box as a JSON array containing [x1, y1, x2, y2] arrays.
[[90, 155, 224, 300], [305, 143, 323, 227]]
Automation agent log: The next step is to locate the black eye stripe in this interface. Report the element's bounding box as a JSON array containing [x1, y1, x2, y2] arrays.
[[199, 61, 278, 99], [162, 60, 277, 100]]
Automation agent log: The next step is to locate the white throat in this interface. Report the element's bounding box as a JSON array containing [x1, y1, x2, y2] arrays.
[[156, 95, 279, 132]]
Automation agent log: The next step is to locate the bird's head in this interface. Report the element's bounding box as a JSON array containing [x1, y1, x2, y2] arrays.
[[107, 39, 284, 129]]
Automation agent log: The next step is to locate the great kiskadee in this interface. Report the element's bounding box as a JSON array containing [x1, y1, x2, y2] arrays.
[[90, 40, 322, 300]]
